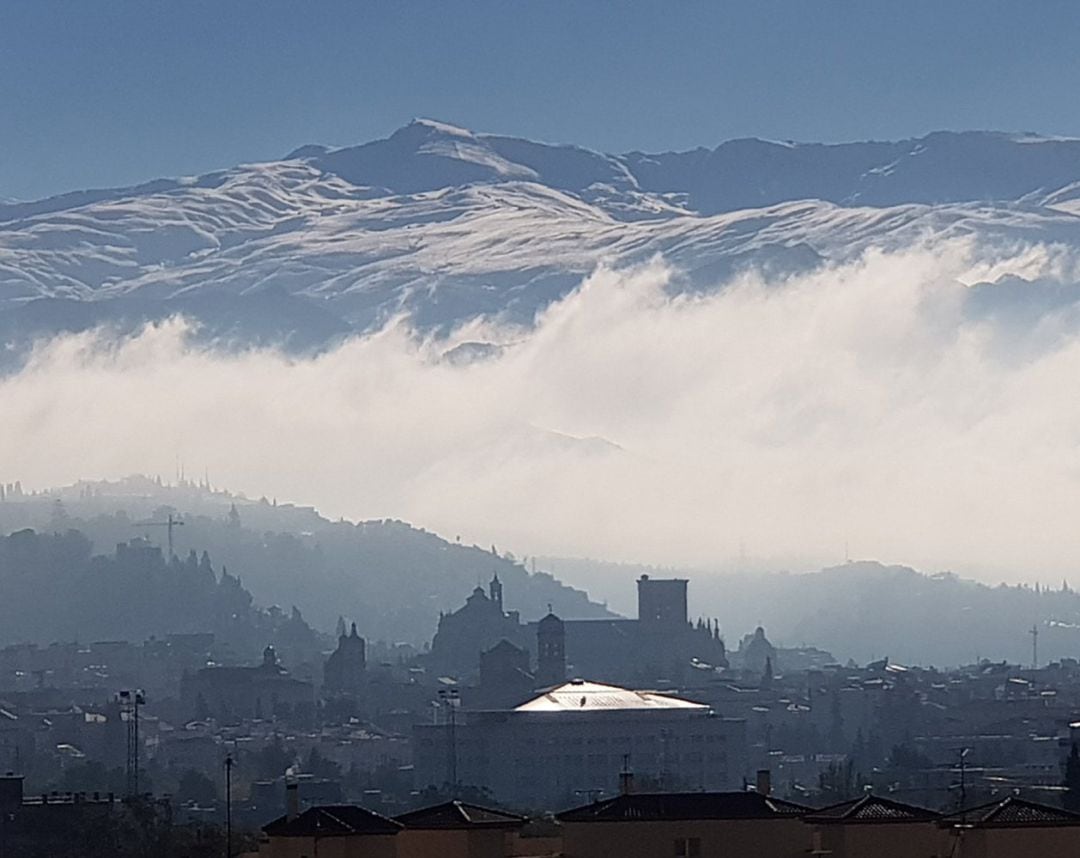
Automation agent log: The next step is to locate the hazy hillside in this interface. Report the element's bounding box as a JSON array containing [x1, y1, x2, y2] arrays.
[[0, 526, 323, 663], [0, 477, 613, 647], [4, 481, 1080, 667], [542, 557, 1080, 668]]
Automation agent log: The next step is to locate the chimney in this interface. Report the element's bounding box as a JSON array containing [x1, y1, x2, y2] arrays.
[[756, 769, 771, 796], [286, 780, 299, 821], [0, 773, 23, 812], [619, 769, 635, 796]]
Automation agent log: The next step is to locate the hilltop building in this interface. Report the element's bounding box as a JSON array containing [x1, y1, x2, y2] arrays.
[[428, 574, 727, 685], [428, 575, 523, 675]]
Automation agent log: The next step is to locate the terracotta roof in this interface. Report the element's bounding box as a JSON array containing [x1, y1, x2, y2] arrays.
[[263, 805, 403, 837], [396, 800, 526, 829], [558, 791, 810, 822], [515, 680, 707, 712], [941, 796, 1080, 827], [806, 794, 940, 824]]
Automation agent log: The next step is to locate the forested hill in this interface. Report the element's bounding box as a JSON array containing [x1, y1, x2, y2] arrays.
[[0, 476, 614, 646], [0, 528, 322, 663]]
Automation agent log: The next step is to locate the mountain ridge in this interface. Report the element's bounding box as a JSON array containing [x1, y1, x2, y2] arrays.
[[3, 121, 1080, 365]]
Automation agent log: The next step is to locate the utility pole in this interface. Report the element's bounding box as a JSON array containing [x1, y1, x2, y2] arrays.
[[224, 753, 234, 858], [1030, 624, 1039, 669]]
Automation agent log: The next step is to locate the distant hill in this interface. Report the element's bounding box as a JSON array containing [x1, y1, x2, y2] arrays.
[[0, 527, 322, 665], [0, 477, 614, 647], [542, 557, 1080, 668], [6, 477, 1078, 666]]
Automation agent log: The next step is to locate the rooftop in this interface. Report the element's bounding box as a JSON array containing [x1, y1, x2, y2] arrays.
[[395, 800, 526, 830], [941, 796, 1080, 827], [558, 791, 810, 823], [263, 805, 403, 837], [805, 794, 940, 824], [514, 680, 708, 713]]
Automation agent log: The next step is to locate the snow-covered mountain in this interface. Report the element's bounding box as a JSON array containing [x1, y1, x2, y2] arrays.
[[3, 119, 1080, 361]]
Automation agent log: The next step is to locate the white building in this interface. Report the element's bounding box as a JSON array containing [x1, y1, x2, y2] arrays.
[[413, 680, 748, 810]]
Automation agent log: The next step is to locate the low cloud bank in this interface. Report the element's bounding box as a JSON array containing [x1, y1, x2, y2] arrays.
[[4, 239, 1080, 582]]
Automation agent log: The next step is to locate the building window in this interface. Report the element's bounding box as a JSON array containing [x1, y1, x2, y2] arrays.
[[674, 837, 701, 857]]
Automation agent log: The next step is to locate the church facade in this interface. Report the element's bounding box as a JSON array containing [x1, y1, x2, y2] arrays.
[[427, 574, 727, 687], [182, 645, 315, 723]]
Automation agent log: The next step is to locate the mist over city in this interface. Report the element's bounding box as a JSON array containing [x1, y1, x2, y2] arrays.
[[6, 3, 1080, 857], [8, 239, 1080, 580]]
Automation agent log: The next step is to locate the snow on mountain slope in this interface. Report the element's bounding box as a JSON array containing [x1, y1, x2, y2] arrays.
[[4, 120, 1080, 361]]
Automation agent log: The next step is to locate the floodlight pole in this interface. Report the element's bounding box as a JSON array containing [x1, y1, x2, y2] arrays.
[[225, 753, 234, 858]]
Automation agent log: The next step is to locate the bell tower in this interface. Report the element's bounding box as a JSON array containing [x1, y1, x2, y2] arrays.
[[536, 610, 566, 687], [637, 575, 688, 632], [489, 573, 503, 612]]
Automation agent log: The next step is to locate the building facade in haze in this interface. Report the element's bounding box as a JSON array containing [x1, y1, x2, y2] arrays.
[[428, 574, 727, 685], [413, 680, 747, 810]]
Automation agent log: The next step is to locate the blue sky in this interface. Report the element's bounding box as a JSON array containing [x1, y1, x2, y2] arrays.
[[3, 1, 1080, 200]]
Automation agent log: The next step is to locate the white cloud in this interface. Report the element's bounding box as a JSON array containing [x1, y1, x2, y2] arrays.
[[4, 239, 1080, 582]]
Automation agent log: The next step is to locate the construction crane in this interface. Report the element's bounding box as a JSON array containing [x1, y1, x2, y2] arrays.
[[133, 512, 185, 558]]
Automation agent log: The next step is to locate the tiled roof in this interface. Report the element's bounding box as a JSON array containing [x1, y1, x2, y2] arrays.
[[806, 794, 940, 824], [558, 791, 810, 823], [396, 800, 526, 829], [263, 805, 403, 837], [515, 680, 707, 712], [942, 796, 1080, 827]]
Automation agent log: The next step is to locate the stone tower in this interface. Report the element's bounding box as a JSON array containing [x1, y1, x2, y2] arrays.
[[536, 611, 566, 687], [637, 574, 688, 633], [489, 572, 503, 612]]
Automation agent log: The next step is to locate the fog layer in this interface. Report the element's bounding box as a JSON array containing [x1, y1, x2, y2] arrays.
[[5, 239, 1080, 582]]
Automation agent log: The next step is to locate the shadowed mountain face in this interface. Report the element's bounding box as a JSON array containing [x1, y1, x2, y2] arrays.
[[3, 120, 1080, 363]]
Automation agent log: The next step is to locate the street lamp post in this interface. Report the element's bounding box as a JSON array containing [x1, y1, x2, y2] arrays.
[[959, 747, 971, 821], [437, 688, 460, 795], [224, 753, 234, 858]]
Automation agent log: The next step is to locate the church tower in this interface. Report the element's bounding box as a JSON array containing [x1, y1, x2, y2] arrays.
[[536, 611, 566, 687], [637, 574, 688, 633], [323, 622, 367, 694], [489, 573, 503, 612]]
